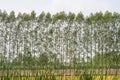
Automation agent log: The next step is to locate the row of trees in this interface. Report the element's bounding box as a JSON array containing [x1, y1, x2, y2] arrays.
[[0, 10, 120, 70]]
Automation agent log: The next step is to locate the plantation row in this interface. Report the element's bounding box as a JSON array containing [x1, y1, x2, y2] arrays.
[[0, 10, 120, 71]]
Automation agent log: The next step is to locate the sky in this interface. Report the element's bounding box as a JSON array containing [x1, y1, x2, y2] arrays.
[[0, 0, 120, 16]]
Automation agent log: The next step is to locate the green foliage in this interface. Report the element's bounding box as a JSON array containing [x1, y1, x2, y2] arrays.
[[67, 12, 75, 22], [45, 12, 51, 22], [93, 51, 120, 68], [22, 51, 36, 67], [50, 75, 56, 80], [112, 12, 120, 22], [94, 12, 103, 23], [17, 12, 22, 19], [22, 13, 30, 21], [49, 29, 53, 34], [103, 11, 112, 23], [1, 11, 8, 21], [38, 11, 45, 22], [53, 11, 67, 22], [39, 52, 49, 66], [118, 28, 120, 39], [8, 11, 15, 22], [86, 13, 95, 24], [30, 10, 36, 20], [76, 12, 84, 22]]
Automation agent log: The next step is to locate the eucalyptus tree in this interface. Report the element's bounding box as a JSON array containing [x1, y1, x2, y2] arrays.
[[52, 11, 67, 79], [65, 12, 76, 77], [0, 10, 8, 67], [67, 12, 75, 66], [0, 10, 4, 66], [7, 11, 16, 62], [21, 13, 31, 68], [36, 12, 46, 69], [44, 12, 52, 70], [81, 15, 91, 74], [78, 13, 95, 75], [75, 12, 84, 69], [44, 12, 52, 52], [37, 11, 45, 53], [29, 11, 37, 66], [103, 11, 114, 75], [111, 12, 120, 75], [92, 12, 103, 68], [52, 11, 67, 67], [0, 53, 7, 66], [1, 11, 9, 68], [70, 12, 85, 76]]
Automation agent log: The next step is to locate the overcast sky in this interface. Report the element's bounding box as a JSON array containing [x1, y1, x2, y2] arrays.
[[0, 0, 120, 16]]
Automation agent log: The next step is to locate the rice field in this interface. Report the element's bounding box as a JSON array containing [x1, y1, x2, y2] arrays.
[[0, 75, 120, 80], [0, 69, 120, 80]]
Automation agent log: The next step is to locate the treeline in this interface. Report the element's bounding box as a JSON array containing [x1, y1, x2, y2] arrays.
[[0, 10, 120, 69]]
